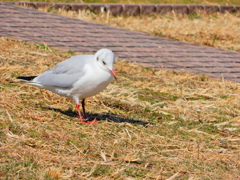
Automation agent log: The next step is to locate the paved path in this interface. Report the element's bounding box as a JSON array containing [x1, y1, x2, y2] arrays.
[[1, 2, 240, 82]]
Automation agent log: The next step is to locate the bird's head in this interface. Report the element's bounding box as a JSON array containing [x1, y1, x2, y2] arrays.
[[95, 48, 117, 80]]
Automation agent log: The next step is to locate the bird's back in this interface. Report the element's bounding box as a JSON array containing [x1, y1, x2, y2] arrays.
[[32, 54, 94, 88]]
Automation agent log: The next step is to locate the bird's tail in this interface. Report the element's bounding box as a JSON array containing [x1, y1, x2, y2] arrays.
[[16, 76, 43, 88], [17, 76, 37, 81]]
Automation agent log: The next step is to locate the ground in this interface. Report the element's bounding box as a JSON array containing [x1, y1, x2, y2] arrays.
[[0, 38, 239, 179]]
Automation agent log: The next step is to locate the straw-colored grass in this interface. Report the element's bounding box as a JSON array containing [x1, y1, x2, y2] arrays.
[[42, 8, 240, 52], [0, 38, 239, 179]]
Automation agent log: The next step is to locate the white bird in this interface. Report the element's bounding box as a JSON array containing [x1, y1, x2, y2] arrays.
[[18, 48, 117, 124]]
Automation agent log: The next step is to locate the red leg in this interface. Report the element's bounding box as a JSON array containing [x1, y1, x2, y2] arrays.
[[76, 100, 98, 124], [76, 103, 85, 123]]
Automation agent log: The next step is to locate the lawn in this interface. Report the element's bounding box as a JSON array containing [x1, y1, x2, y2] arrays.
[[0, 38, 239, 179], [1, 0, 240, 179]]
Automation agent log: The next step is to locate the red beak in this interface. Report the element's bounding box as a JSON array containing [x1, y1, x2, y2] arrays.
[[109, 69, 117, 80]]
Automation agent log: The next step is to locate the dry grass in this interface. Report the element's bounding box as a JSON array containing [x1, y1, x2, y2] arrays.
[[43, 8, 240, 52], [0, 38, 240, 179]]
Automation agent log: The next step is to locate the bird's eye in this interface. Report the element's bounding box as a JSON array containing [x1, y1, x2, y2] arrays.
[[102, 61, 106, 65]]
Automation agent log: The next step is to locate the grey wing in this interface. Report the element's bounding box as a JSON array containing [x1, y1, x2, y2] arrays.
[[33, 55, 93, 88]]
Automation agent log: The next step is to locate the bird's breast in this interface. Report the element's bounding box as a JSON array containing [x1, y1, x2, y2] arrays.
[[71, 70, 113, 99]]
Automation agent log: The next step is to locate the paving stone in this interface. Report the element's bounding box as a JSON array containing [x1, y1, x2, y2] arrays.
[[105, 4, 123, 16], [33, 2, 50, 9], [9, 2, 240, 16], [219, 5, 236, 13], [15, 2, 37, 9], [89, 3, 106, 13], [140, 4, 156, 15], [71, 4, 89, 12], [172, 5, 189, 14], [188, 5, 204, 14], [235, 6, 240, 12], [204, 5, 220, 13], [155, 4, 172, 14], [53, 3, 71, 11], [122, 4, 140, 16], [0, 2, 240, 82]]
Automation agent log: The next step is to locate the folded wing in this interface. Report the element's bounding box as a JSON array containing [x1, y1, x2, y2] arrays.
[[32, 55, 93, 88]]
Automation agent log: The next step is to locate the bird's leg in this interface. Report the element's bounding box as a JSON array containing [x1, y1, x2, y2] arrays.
[[81, 99, 98, 124], [76, 100, 98, 124], [76, 103, 85, 123], [81, 98, 86, 119]]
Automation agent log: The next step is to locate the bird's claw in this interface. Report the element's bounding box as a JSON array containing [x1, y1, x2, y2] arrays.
[[79, 119, 98, 124]]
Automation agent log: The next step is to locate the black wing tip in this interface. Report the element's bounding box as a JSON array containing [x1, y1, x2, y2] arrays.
[[17, 76, 37, 81]]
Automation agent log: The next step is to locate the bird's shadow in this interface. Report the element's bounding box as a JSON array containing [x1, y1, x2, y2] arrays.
[[42, 107, 154, 126]]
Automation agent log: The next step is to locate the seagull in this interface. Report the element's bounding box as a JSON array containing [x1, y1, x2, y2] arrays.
[[17, 48, 117, 124]]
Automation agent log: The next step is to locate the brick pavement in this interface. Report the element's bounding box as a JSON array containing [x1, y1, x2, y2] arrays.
[[1, 2, 240, 82]]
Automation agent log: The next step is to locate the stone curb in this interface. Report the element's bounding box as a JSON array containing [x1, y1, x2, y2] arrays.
[[14, 2, 240, 16]]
